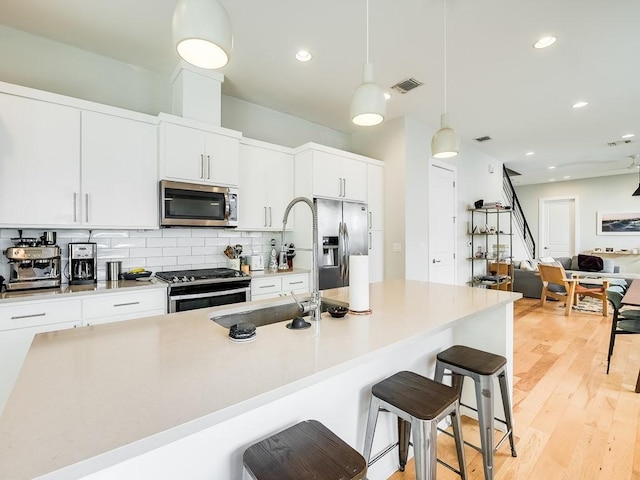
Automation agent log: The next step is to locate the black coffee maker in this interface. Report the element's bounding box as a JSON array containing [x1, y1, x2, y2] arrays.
[[69, 243, 98, 285]]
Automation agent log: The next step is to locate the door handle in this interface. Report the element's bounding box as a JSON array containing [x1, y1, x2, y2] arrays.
[[268, 207, 272, 227], [432, 259, 441, 263], [264, 206, 267, 227], [369, 212, 372, 229], [207, 155, 211, 180], [342, 178, 346, 197], [200, 154, 204, 179], [369, 232, 372, 250], [73, 192, 78, 222], [85, 194, 89, 223]]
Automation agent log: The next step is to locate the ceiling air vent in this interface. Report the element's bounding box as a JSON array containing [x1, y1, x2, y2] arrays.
[[607, 139, 633, 147], [390, 77, 424, 94], [474, 135, 492, 142]]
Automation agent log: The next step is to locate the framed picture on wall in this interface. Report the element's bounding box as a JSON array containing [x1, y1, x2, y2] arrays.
[[597, 212, 640, 235]]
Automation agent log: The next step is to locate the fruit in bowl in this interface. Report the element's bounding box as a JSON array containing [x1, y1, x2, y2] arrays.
[[327, 306, 348, 318]]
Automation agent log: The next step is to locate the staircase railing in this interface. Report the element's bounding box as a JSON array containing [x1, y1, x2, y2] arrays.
[[503, 165, 536, 259]]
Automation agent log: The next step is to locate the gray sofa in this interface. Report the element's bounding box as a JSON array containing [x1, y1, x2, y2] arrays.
[[512, 256, 630, 299]]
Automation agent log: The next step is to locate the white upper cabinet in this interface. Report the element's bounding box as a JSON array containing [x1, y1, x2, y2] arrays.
[[81, 111, 158, 229], [239, 139, 293, 231], [159, 117, 241, 187], [310, 150, 367, 202], [0, 93, 81, 227]]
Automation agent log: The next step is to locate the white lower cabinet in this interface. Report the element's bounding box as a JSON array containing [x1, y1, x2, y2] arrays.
[[82, 289, 167, 326], [250, 273, 309, 301]]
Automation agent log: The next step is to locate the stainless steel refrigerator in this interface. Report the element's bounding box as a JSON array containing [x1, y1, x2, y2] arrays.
[[316, 198, 368, 290]]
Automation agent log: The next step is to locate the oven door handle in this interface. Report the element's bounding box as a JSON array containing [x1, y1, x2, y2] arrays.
[[170, 287, 250, 301]]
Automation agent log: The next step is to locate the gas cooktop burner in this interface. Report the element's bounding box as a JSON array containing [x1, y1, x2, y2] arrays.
[[155, 268, 249, 284]]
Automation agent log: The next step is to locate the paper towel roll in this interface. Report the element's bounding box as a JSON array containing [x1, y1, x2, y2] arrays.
[[349, 255, 370, 312]]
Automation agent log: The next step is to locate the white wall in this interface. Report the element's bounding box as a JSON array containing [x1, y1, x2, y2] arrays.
[[515, 173, 640, 271], [352, 115, 504, 285]]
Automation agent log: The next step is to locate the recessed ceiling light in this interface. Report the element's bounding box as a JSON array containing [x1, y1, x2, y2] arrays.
[[572, 101, 589, 109], [622, 133, 635, 139], [525, 151, 535, 156], [549, 179, 556, 182], [533, 36, 557, 49], [384, 92, 392, 100], [563, 175, 571, 179], [295, 50, 312, 62], [548, 166, 556, 170]]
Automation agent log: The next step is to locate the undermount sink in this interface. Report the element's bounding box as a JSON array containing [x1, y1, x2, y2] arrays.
[[210, 297, 347, 329]]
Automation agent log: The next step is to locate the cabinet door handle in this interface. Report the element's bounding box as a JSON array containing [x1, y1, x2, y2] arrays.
[[369, 212, 373, 229], [200, 154, 204, 179], [113, 301, 140, 307], [432, 259, 441, 263], [369, 232, 372, 250], [85, 194, 90, 223], [73, 192, 78, 222], [207, 155, 211, 180], [342, 178, 346, 197], [268, 207, 272, 227], [264, 207, 268, 227], [338, 178, 342, 197], [11, 312, 46, 320], [289, 281, 304, 285], [259, 284, 277, 289]]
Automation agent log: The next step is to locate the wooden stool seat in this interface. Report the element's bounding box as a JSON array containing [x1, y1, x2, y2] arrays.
[[363, 371, 467, 480], [435, 346, 516, 480], [436, 345, 506, 376], [243, 420, 366, 480], [371, 370, 459, 420]]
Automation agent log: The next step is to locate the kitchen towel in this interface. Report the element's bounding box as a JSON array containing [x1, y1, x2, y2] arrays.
[[349, 255, 370, 312]]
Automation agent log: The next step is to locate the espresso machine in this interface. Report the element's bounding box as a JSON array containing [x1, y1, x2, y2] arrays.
[[69, 243, 97, 285], [4, 235, 62, 291]]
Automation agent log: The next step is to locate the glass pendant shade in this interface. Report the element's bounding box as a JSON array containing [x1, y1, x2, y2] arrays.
[[431, 113, 460, 158], [350, 63, 386, 126], [172, 0, 232, 69]]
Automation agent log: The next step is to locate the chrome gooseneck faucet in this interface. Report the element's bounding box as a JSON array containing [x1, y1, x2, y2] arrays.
[[282, 197, 321, 322]]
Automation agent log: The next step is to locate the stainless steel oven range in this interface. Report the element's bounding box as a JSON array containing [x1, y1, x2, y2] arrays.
[[155, 268, 251, 313]]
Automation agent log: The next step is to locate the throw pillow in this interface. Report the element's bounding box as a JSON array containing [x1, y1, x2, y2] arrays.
[[601, 258, 614, 273], [539, 256, 555, 264], [577, 254, 604, 272], [519, 260, 534, 271]]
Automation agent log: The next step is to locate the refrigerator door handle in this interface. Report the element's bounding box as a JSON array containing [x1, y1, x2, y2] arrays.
[[343, 222, 350, 280], [338, 222, 344, 279]]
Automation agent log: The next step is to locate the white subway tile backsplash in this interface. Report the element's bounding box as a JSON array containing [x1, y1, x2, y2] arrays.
[[147, 256, 177, 267], [130, 247, 163, 257], [0, 227, 274, 284], [129, 230, 162, 238], [111, 238, 146, 249], [148, 237, 177, 248], [191, 229, 219, 238], [163, 247, 191, 257], [178, 255, 205, 265], [161, 229, 192, 238], [177, 237, 205, 247]]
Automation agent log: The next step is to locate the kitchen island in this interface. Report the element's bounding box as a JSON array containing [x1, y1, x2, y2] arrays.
[[0, 280, 520, 480]]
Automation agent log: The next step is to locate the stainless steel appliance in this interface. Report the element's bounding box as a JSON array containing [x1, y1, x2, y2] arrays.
[[316, 198, 368, 290], [160, 180, 238, 228], [155, 268, 251, 313], [69, 243, 98, 285], [4, 237, 61, 291]]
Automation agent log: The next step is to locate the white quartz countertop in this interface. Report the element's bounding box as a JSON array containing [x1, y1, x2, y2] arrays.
[[0, 280, 520, 479], [0, 279, 167, 305]]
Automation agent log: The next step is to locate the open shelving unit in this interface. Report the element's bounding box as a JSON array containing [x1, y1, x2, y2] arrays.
[[469, 207, 514, 290]]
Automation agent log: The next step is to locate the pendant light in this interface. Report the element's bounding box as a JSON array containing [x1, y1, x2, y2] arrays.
[[431, 0, 460, 158], [172, 0, 232, 69], [350, 0, 386, 127]]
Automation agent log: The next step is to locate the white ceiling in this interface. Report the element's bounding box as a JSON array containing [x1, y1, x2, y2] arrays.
[[1, 0, 639, 185]]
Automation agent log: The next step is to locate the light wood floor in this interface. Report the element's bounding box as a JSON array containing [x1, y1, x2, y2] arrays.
[[388, 297, 640, 480]]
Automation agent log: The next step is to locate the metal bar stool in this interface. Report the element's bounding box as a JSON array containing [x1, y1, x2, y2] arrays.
[[243, 419, 367, 480], [434, 345, 517, 480], [362, 371, 467, 480]]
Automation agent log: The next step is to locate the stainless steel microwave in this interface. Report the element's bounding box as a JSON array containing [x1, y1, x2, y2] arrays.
[[160, 180, 238, 227]]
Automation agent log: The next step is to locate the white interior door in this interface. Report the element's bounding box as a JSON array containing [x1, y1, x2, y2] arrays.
[[539, 197, 578, 258], [428, 162, 457, 284]]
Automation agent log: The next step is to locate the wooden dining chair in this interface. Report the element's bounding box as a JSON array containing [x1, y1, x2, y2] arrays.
[[538, 263, 609, 316]]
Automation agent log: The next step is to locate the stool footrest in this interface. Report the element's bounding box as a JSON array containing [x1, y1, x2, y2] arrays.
[[368, 442, 400, 467], [438, 425, 514, 455], [459, 401, 509, 427]]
